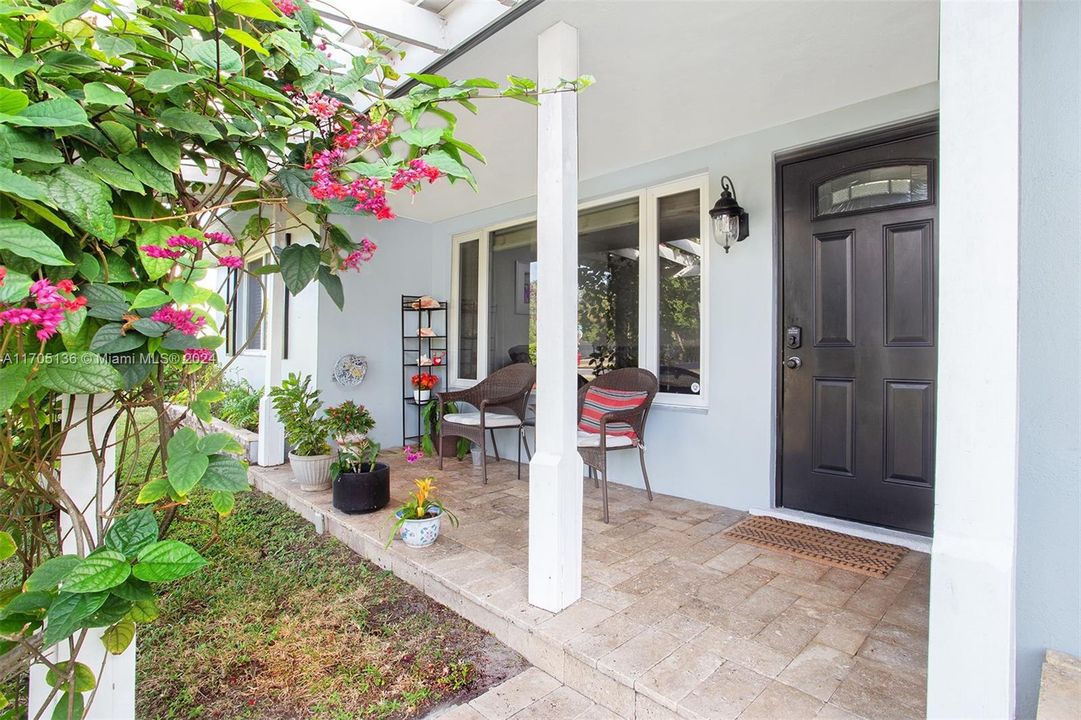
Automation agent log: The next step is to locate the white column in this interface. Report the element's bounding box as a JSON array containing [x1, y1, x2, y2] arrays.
[[927, 2, 1021, 717], [30, 395, 135, 719], [258, 208, 287, 466], [528, 21, 583, 613]]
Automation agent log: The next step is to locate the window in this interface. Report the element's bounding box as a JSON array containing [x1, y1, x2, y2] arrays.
[[451, 175, 709, 405], [815, 163, 931, 217], [227, 255, 267, 353]]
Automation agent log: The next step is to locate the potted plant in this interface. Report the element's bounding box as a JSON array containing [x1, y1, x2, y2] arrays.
[[269, 373, 334, 491], [330, 440, 390, 514], [420, 400, 471, 459], [411, 372, 439, 404], [326, 400, 375, 450], [387, 476, 458, 548]]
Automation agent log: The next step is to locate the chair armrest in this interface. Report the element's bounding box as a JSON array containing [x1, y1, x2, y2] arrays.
[[598, 405, 649, 439], [479, 390, 532, 416]]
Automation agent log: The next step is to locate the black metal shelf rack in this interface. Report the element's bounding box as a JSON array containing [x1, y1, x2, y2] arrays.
[[401, 295, 448, 444]]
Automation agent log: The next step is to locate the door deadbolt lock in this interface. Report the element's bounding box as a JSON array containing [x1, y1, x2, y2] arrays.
[[784, 356, 802, 370], [786, 325, 802, 349]]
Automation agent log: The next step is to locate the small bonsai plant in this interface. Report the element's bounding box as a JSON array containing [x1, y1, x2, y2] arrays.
[[387, 477, 459, 548], [326, 400, 376, 448], [269, 374, 334, 491]]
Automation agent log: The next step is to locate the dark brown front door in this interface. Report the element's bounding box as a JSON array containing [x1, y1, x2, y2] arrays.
[[779, 124, 938, 535]]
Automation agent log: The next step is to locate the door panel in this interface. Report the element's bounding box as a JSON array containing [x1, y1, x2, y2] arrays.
[[780, 128, 938, 535]]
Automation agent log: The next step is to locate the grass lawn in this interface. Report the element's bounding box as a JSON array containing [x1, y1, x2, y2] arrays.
[[1, 409, 526, 719]]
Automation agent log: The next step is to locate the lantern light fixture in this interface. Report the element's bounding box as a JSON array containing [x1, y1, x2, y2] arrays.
[[709, 175, 749, 253]]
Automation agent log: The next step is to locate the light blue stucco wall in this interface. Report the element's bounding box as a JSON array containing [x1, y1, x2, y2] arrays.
[[1015, 1, 1081, 716], [425, 83, 939, 512]]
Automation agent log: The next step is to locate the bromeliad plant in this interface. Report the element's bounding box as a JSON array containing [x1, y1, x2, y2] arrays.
[[0, 0, 590, 713], [386, 477, 459, 547]]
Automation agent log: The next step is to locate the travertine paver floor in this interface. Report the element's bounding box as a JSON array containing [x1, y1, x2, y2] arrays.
[[432, 667, 620, 719], [251, 452, 930, 719]]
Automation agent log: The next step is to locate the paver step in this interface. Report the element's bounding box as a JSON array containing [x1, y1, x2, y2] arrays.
[[428, 668, 621, 720]]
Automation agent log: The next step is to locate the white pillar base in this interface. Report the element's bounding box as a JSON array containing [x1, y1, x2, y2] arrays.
[[528, 451, 584, 612]]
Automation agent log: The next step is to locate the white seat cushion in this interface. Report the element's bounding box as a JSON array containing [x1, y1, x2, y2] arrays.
[[576, 430, 636, 449], [443, 412, 521, 428]]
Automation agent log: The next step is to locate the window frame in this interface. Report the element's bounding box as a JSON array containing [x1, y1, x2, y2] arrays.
[[448, 174, 710, 408], [225, 251, 269, 356]]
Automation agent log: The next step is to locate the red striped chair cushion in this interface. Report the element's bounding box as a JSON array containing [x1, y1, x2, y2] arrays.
[[578, 387, 647, 440]]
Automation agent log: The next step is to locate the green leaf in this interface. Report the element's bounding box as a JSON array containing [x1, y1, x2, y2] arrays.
[[127, 598, 158, 623], [0, 531, 14, 562], [0, 126, 63, 162], [166, 427, 209, 495], [145, 135, 181, 173], [83, 82, 127, 107], [278, 242, 320, 294], [41, 166, 116, 242], [130, 289, 170, 310], [398, 127, 443, 148], [102, 618, 135, 654], [211, 491, 235, 516], [0, 167, 50, 203], [57, 305, 86, 338], [0, 56, 35, 85], [240, 144, 267, 183], [221, 0, 282, 21], [132, 540, 207, 582], [164, 279, 210, 305], [98, 121, 137, 154], [200, 455, 249, 492], [89, 323, 144, 354], [191, 39, 242, 74], [110, 577, 154, 602], [43, 592, 108, 646], [135, 478, 171, 505], [13, 197, 73, 235], [0, 590, 51, 619], [0, 218, 71, 265], [318, 265, 343, 310], [0, 363, 31, 413], [407, 73, 450, 88], [227, 76, 292, 105], [85, 157, 143, 194], [49, 0, 94, 25], [61, 550, 130, 594], [0, 88, 27, 115], [0, 267, 31, 302], [50, 692, 84, 720], [223, 27, 269, 55], [104, 509, 158, 559], [462, 77, 500, 89], [142, 69, 202, 93], [118, 150, 175, 195], [1, 98, 90, 128], [45, 661, 96, 692], [276, 167, 315, 203], [158, 108, 221, 141], [196, 433, 238, 455], [38, 352, 124, 393], [421, 149, 472, 180], [25, 555, 80, 591], [95, 30, 136, 59]]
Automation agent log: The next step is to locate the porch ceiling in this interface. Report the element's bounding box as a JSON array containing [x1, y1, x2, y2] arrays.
[[396, 0, 940, 224]]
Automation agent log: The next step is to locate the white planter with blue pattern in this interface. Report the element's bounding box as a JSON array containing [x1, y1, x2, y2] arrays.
[[396, 507, 443, 548]]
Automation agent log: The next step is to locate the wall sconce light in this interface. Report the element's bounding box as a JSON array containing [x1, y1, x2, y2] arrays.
[[709, 175, 749, 253]]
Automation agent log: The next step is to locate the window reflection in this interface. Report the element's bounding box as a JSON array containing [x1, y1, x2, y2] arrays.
[[816, 164, 930, 216], [657, 190, 702, 395]]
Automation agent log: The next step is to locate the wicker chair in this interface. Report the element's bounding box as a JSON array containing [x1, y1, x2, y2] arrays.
[[577, 368, 659, 523], [438, 363, 536, 484]]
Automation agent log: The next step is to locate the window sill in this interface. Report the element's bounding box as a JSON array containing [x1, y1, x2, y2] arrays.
[[653, 396, 709, 414]]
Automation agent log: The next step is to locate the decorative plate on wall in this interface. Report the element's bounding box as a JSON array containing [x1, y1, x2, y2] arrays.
[[332, 355, 368, 387]]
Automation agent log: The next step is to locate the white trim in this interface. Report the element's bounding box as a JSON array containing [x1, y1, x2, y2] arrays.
[[225, 249, 271, 356], [752, 507, 933, 553]]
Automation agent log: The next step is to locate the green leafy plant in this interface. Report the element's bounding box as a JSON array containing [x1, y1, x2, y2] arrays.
[[213, 377, 261, 432], [420, 400, 470, 459], [268, 373, 330, 456], [325, 400, 375, 439], [386, 477, 459, 547]]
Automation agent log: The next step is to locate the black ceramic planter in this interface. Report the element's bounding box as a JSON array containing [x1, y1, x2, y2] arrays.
[[332, 463, 390, 514]]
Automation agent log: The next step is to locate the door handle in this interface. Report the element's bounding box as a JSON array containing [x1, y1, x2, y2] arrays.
[[784, 356, 802, 370]]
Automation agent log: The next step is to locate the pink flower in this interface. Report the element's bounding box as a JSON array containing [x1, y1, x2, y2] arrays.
[[166, 235, 203, 250], [204, 231, 234, 245], [341, 238, 378, 270], [151, 304, 206, 336], [0, 266, 6, 286], [390, 159, 442, 192], [218, 256, 244, 269], [140, 245, 182, 260], [184, 347, 215, 363], [273, 0, 298, 15], [305, 92, 342, 120], [404, 446, 424, 464], [0, 278, 83, 342]]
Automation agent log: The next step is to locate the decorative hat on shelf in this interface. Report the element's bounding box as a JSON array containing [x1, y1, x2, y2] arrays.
[[418, 327, 436, 337]]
